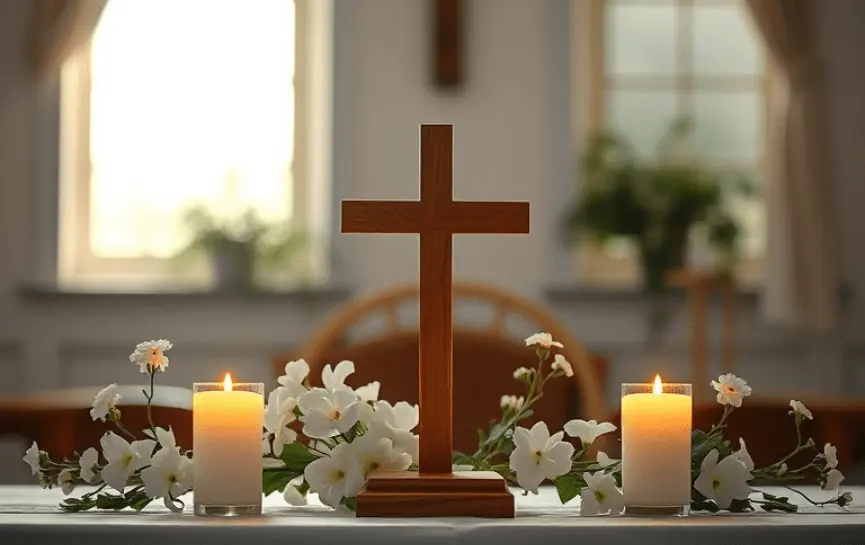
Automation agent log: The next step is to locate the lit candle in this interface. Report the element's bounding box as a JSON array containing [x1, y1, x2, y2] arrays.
[[193, 374, 264, 516], [621, 376, 692, 515]]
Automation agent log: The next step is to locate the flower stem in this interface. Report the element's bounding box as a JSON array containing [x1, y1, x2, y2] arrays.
[[145, 369, 157, 436], [782, 485, 835, 507], [113, 420, 138, 442]]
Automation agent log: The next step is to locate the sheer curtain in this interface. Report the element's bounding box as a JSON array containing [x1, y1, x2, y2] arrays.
[[26, 0, 108, 77], [744, 0, 838, 331]]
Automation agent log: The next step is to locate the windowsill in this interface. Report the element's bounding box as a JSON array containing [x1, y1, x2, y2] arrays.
[[17, 282, 353, 304], [544, 283, 853, 309]]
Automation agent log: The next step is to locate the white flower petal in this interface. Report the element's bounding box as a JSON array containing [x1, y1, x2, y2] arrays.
[[100, 459, 131, 492], [99, 432, 130, 462], [579, 488, 601, 516], [283, 484, 307, 506]]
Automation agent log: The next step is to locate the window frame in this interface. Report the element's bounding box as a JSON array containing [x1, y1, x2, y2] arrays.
[[571, 0, 772, 289], [58, 0, 331, 288]]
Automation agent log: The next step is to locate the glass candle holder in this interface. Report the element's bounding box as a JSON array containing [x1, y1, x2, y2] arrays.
[[193, 379, 264, 516], [621, 378, 692, 516]]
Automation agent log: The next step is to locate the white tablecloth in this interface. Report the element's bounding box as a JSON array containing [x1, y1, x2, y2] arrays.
[[1, 485, 864, 545]]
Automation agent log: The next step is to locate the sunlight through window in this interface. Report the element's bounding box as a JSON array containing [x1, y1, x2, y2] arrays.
[[88, 0, 296, 258]]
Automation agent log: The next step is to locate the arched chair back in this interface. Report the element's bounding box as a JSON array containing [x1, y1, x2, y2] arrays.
[[274, 282, 607, 455]]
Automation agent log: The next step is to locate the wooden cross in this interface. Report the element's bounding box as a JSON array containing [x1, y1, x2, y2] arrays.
[[432, 0, 462, 87], [342, 125, 528, 517]]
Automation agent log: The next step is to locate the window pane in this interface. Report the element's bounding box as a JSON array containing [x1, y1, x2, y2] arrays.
[[693, 5, 763, 76], [89, 0, 295, 258], [606, 90, 678, 157], [605, 4, 677, 76], [693, 91, 763, 163]]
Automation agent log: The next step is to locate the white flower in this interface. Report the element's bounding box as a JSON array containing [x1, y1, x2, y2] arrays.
[[509, 422, 574, 493], [595, 451, 617, 468], [99, 432, 155, 492], [154, 426, 177, 452], [579, 471, 624, 516], [23, 442, 41, 475], [823, 469, 845, 491], [551, 354, 573, 377], [283, 477, 307, 506], [58, 469, 75, 496], [277, 359, 310, 398], [513, 367, 533, 380], [732, 438, 755, 472], [563, 419, 617, 446], [352, 434, 412, 477], [303, 442, 365, 508], [777, 462, 788, 475], [500, 395, 524, 410], [368, 400, 420, 462], [129, 339, 172, 373], [710, 373, 752, 407], [140, 447, 193, 512], [693, 449, 753, 509], [90, 384, 121, 421], [298, 387, 360, 439], [79, 447, 99, 483], [322, 360, 355, 391], [789, 400, 813, 420], [264, 389, 298, 456], [823, 443, 838, 469], [355, 382, 380, 403], [525, 332, 563, 349]]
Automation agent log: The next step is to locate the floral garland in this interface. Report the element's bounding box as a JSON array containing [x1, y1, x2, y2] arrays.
[[24, 335, 852, 515]]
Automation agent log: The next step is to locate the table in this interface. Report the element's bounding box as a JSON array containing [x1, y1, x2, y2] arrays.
[[1, 485, 864, 545]]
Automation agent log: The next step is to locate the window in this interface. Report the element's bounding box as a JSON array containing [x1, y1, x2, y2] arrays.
[[574, 0, 768, 287], [59, 0, 331, 289]]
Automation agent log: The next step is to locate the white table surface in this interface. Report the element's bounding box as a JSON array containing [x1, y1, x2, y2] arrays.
[[1, 485, 864, 545]]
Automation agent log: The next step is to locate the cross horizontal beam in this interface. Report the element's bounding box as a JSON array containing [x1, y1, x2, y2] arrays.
[[341, 200, 529, 234]]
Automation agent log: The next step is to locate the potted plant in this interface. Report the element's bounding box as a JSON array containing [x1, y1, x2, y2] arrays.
[[176, 206, 305, 292], [562, 119, 754, 347]]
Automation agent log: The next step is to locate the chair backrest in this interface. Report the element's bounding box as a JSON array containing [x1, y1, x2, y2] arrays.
[[274, 282, 607, 455], [0, 386, 192, 460]]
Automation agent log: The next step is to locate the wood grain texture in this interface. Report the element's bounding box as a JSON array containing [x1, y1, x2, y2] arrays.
[[356, 471, 514, 518], [439, 201, 530, 233], [341, 201, 423, 233]]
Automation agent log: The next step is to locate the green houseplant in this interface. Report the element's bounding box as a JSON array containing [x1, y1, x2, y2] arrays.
[[563, 119, 754, 343], [176, 206, 305, 292]]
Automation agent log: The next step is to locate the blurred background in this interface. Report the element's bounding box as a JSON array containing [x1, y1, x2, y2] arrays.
[[1, 0, 864, 484]]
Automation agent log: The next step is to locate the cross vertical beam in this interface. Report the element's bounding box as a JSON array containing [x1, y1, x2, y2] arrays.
[[418, 126, 453, 473]]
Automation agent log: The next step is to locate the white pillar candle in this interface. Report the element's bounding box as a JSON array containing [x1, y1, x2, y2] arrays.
[[193, 375, 264, 516], [621, 376, 692, 513]]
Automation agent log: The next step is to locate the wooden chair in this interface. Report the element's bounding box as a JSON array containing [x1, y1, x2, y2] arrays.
[[273, 282, 608, 456], [0, 386, 192, 460]]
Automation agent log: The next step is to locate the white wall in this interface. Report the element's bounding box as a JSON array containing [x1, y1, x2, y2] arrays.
[[0, 0, 864, 415]]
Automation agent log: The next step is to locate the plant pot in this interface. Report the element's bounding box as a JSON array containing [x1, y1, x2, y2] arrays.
[[211, 244, 256, 292]]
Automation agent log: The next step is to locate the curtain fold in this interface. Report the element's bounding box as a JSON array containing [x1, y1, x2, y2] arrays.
[[744, 0, 838, 331], [26, 0, 108, 77]]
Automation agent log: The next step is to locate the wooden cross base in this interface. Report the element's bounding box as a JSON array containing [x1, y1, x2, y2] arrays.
[[355, 471, 515, 518]]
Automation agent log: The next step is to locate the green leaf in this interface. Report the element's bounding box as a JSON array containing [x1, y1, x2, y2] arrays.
[[263, 469, 300, 496], [279, 442, 318, 471], [343, 497, 357, 511], [452, 452, 473, 466], [728, 498, 753, 513], [690, 498, 720, 513], [553, 474, 582, 504]]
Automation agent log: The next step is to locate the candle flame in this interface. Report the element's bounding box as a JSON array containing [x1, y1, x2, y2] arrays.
[[653, 374, 663, 395], [223, 373, 233, 392]]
